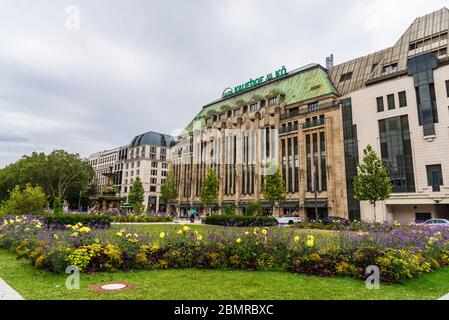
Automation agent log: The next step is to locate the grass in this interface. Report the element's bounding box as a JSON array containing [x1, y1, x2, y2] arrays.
[[1, 249, 449, 300]]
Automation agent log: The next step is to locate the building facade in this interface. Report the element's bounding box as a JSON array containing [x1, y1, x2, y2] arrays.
[[121, 131, 176, 213], [173, 7, 449, 223], [172, 64, 349, 220], [88, 146, 128, 194], [328, 8, 449, 223]]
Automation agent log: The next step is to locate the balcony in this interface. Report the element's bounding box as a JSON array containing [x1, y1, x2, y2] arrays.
[[279, 123, 299, 134], [281, 100, 339, 120], [303, 117, 325, 129]]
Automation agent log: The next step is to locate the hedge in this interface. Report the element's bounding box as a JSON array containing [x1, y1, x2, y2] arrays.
[[111, 214, 173, 223], [205, 215, 278, 227], [44, 214, 112, 229]]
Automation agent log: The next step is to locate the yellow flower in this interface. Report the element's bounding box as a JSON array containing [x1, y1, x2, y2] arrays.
[[125, 233, 132, 238], [159, 232, 166, 239], [183, 226, 190, 232], [66, 224, 72, 229], [116, 232, 123, 237], [262, 229, 268, 235], [177, 230, 183, 234], [294, 236, 300, 242], [196, 235, 203, 241], [236, 238, 242, 244], [53, 234, 59, 239], [71, 232, 79, 238], [80, 226, 91, 233], [306, 235, 315, 247], [244, 231, 249, 235]]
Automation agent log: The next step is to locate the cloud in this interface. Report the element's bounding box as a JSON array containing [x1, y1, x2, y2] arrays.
[[0, 0, 446, 167]]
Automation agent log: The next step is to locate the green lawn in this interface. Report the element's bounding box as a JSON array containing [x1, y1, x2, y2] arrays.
[[1, 249, 448, 300]]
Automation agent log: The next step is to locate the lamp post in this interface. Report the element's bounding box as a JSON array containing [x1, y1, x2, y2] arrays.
[[314, 165, 319, 221]]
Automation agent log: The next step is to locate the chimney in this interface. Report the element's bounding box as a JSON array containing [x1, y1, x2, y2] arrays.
[[325, 54, 334, 69]]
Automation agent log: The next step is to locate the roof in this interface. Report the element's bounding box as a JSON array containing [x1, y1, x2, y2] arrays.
[[329, 7, 449, 95], [182, 64, 339, 134], [129, 131, 176, 148]]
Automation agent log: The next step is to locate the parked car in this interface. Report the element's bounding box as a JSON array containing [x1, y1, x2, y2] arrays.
[[423, 219, 449, 227], [321, 216, 350, 225], [276, 216, 302, 225]]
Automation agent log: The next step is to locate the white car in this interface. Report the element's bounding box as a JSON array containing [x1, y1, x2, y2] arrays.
[[276, 216, 302, 225], [423, 218, 449, 226]]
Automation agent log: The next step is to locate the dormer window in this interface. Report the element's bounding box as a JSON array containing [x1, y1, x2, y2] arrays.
[[206, 118, 213, 125], [250, 103, 258, 111], [233, 108, 241, 116], [218, 113, 226, 120], [268, 97, 277, 106], [382, 63, 397, 74]]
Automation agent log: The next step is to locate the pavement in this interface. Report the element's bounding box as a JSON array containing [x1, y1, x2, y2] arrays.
[[438, 292, 449, 300], [0, 277, 24, 300]]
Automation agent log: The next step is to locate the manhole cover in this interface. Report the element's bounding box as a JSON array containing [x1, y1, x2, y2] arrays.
[[89, 282, 135, 293], [101, 283, 127, 291]]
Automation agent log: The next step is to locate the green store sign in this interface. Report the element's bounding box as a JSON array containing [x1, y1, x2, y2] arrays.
[[222, 66, 287, 98]]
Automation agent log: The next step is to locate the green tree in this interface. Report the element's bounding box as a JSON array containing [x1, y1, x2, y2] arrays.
[[0, 150, 94, 209], [128, 177, 145, 213], [0, 184, 48, 216], [52, 197, 63, 214], [262, 169, 286, 216], [246, 201, 263, 216], [199, 169, 219, 214], [353, 144, 392, 222], [160, 171, 178, 215], [223, 204, 236, 215]]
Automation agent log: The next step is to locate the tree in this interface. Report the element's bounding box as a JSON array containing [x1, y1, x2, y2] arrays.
[[52, 197, 64, 214], [0, 184, 48, 216], [128, 177, 145, 213], [199, 169, 219, 214], [353, 144, 392, 222], [262, 169, 286, 216], [246, 201, 263, 216], [0, 150, 94, 209], [160, 171, 178, 215]]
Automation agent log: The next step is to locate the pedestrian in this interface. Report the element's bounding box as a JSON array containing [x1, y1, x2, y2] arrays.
[[190, 208, 197, 223]]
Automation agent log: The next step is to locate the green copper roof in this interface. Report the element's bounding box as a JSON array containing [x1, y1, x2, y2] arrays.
[[183, 64, 339, 134]]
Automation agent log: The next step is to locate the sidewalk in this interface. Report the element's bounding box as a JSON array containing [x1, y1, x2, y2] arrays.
[[0, 277, 24, 300], [438, 292, 449, 300]]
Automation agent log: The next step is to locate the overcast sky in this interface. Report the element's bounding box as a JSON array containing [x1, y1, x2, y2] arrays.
[[0, 0, 446, 167]]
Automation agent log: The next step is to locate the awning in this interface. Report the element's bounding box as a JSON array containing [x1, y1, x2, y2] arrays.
[[280, 201, 300, 208], [303, 199, 328, 208]]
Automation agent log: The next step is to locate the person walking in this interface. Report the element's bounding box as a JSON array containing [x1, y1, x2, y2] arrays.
[[190, 208, 197, 223]]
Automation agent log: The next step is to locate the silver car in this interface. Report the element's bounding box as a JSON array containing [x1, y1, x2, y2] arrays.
[[423, 218, 449, 226], [276, 216, 302, 225]]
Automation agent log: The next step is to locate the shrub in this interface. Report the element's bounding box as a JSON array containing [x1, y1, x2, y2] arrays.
[[111, 214, 173, 223], [246, 201, 263, 216], [205, 215, 278, 227], [0, 184, 47, 216], [52, 197, 63, 215], [43, 213, 111, 229], [223, 204, 236, 215]]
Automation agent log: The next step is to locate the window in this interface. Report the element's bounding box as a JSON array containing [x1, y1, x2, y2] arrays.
[[136, 169, 140, 175], [379, 115, 415, 193], [339, 72, 353, 82], [426, 164, 443, 192], [150, 186, 157, 192], [250, 103, 258, 111], [206, 118, 213, 125], [415, 212, 431, 224], [268, 97, 277, 106], [137, 161, 140, 167], [398, 91, 407, 107], [387, 94, 395, 110], [382, 63, 397, 73], [218, 113, 226, 120], [124, 186, 127, 193], [233, 108, 241, 116], [150, 178, 157, 184], [152, 162, 157, 168], [446, 80, 449, 98], [307, 101, 319, 112], [151, 170, 157, 176], [376, 97, 384, 112]]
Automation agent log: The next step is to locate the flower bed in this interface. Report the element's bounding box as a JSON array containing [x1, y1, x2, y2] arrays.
[[1, 216, 449, 282], [111, 213, 173, 223], [295, 220, 400, 232], [204, 215, 278, 227], [43, 214, 111, 229]]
